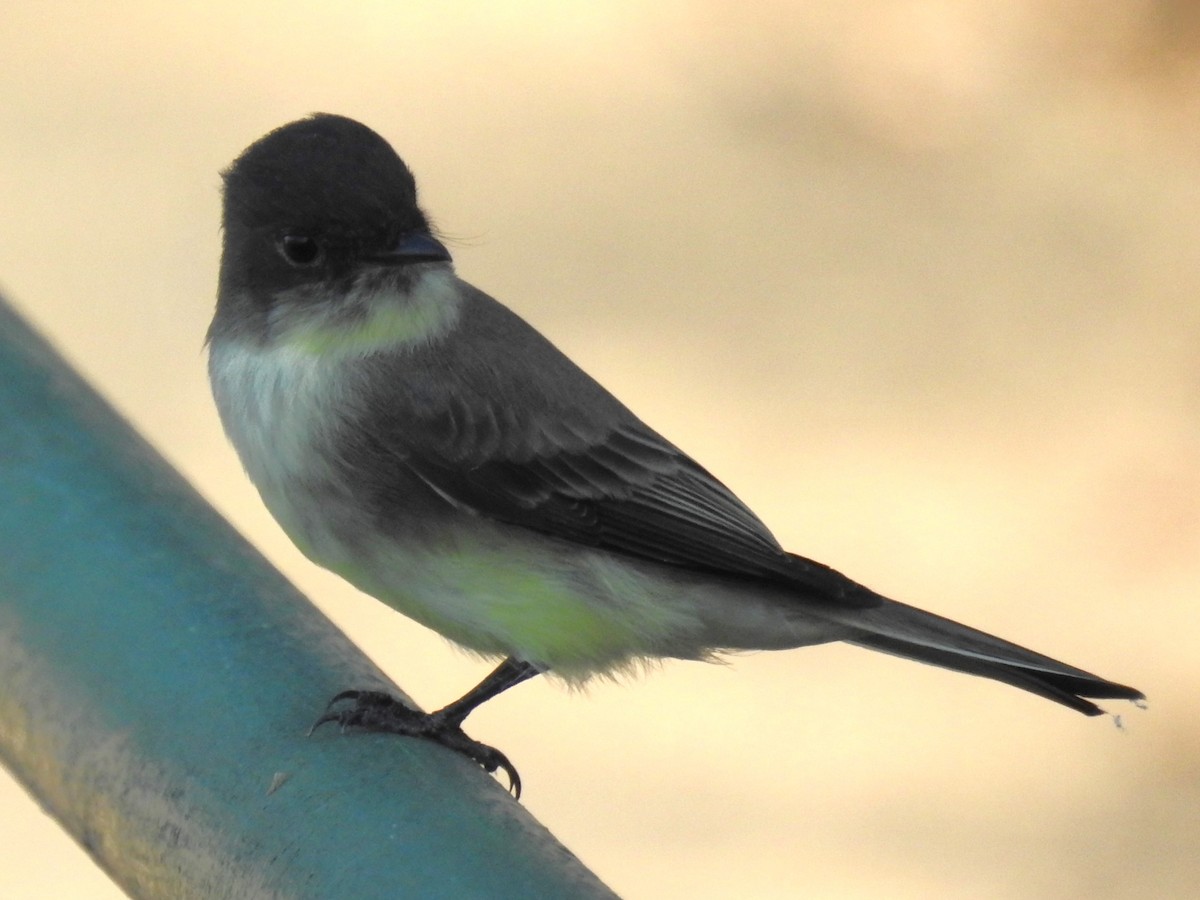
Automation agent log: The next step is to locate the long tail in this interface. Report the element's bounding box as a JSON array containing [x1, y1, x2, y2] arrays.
[[839, 598, 1144, 716]]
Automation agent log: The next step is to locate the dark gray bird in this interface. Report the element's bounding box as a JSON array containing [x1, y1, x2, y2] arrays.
[[208, 114, 1144, 796]]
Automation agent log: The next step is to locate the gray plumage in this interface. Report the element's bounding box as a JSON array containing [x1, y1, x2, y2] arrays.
[[209, 114, 1143, 745]]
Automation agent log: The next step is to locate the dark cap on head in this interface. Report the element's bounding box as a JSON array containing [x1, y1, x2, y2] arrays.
[[222, 113, 427, 238]]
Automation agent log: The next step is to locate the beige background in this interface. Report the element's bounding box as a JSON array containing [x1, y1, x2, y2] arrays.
[[1, 2, 1196, 897]]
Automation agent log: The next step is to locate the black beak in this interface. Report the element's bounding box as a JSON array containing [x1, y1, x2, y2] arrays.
[[368, 232, 452, 265]]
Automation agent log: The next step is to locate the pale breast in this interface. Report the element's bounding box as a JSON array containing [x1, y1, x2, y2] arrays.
[[207, 339, 360, 551]]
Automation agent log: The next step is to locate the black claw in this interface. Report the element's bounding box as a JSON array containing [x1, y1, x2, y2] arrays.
[[325, 688, 368, 707], [310, 690, 522, 799], [310, 690, 362, 734], [433, 728, 522, 799], [310, 690, 414, 734]]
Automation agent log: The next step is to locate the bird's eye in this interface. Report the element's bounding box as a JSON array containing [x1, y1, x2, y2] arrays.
[[276, 234, 322, 267]]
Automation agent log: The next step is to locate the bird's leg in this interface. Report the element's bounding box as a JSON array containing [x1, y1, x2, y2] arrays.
[[312, 657, 543, 798]]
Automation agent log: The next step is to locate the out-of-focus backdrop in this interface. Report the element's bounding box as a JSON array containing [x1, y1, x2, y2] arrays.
[[1, 3, 1195, 897]]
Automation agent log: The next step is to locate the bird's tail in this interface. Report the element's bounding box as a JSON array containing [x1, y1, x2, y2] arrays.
[[838, 597, 1144, 716]]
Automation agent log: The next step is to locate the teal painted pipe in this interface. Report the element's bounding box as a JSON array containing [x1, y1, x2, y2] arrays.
[[0, 297, 616, 900]]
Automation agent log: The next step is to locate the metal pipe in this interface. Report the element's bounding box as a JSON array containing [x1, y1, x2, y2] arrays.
[[0, 296, 615, 899]]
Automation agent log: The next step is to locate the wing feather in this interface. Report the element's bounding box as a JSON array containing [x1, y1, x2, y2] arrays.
[[357, 286, 878, 607], [393, 409, 873, 604]]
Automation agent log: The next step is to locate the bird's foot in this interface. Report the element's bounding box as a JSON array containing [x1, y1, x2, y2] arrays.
[[311, 690, 522, 798]]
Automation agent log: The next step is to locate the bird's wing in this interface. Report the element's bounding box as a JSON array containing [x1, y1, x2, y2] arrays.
[[381, 388, 876, 606]]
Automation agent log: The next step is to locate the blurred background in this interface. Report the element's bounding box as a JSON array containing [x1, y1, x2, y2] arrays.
[[1, 2, 1196, 897]]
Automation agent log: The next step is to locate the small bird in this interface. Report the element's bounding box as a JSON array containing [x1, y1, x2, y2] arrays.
[[208, 114, 1143, 797]]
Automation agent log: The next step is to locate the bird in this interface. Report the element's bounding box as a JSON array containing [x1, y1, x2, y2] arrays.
[[207, 113, 1143, 798]]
